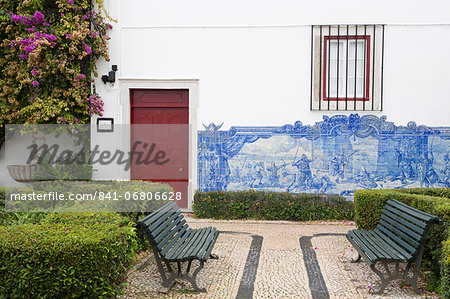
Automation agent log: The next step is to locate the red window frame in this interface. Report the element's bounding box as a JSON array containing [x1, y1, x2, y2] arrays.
[[323, 35, 371, 101]]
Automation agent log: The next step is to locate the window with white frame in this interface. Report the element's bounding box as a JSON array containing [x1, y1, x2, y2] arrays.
[[310, 25, 384, 111]]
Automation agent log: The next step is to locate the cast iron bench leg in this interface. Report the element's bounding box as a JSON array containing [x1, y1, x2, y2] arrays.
[[151, 247, 176, 293], [403, 245, 425, 294], [369, 246, 425, 295], [185, 260, 207, 292], [370, 262, 390, 294]]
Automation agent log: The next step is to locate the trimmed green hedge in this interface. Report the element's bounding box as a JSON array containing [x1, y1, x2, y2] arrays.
[[354, 188, 450, 297], [442, 239, 450, 299], [194, 190, 354, 221], [42, 211, 130, 226], [395, 187, 450, 199], [0, 186, 4, 210], [0, 215, 137, 298], [3, 180, 171, 217], [0, 181, 173, 297]]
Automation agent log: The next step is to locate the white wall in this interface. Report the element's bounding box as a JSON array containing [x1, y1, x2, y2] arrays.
[[3, 0, 450, 189], [118, 0, 450, 27], [94, 0, 450, 130]]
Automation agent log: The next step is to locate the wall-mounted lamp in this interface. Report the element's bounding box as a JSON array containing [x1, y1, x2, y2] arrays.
[[101, 65, 118, 84]]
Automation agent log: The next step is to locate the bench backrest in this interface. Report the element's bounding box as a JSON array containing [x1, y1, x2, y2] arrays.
[[136, 202, 188, 255], [375, 199, 441, 260]]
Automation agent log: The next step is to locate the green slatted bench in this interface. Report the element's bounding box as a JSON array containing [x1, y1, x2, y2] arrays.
[[346, 199, 442, 294], [135, 202, 219, 292]]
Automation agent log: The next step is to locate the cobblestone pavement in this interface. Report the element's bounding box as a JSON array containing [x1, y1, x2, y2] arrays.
[[121, 217, 438, 299]]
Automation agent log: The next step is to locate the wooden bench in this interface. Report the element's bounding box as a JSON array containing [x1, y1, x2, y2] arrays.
[[346, 199, 441, 294], [135, 202, 219, 292]]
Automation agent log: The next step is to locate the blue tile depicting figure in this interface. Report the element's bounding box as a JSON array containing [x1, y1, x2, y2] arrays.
[[198, 114, 450, 197]]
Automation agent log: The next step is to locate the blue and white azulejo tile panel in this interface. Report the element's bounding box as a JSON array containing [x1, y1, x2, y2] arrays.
[[198, 114, 450, 197]]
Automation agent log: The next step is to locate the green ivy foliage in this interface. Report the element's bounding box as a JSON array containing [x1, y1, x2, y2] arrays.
[[193, 190, 354, 221], [0, 0, 113, 146], [354, 188, 450, 297]]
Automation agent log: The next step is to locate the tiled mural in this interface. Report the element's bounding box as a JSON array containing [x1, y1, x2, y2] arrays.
[[198, 114, 450, 198]]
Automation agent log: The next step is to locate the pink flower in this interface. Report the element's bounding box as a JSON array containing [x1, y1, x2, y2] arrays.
[[82, 42, 92, 55], [68, 0, 73, 3], [32, 11, 45, 25], [32, 81, 39, 86]]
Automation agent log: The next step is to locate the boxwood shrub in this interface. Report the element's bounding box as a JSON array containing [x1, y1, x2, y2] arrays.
[[395, 187, 450, 199], [194, 190, 354, 221], [0, 216, 137, 298], [0, 186, 4, 210], [4, 180, 171, 217], [354, 188, 450, 297], [442, 239, 450, 299]]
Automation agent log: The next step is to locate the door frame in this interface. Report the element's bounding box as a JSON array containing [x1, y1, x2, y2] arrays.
[[119, 78, 199, 211]]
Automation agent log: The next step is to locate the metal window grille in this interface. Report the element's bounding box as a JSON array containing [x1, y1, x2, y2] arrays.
[[310, 25, 385, 111]]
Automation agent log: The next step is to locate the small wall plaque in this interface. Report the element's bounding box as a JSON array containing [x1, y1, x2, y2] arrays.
[[97, 118, 114, 133]]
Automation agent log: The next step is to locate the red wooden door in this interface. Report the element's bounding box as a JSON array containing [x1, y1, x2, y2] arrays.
[[130, 89, 189, 208]]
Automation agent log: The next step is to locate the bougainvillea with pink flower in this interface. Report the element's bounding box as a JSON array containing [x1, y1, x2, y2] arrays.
[[0, 0, 114, 147]]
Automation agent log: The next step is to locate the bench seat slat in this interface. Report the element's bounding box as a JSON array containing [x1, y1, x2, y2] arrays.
[[372, 229, 412, 261], [366, 230, 409, 261], [182, 227, 210, 259], [387, 200, 439, 223], [346, 233, 373, 263], [166, 228, 203, 260], [141, 202, 177, 226], [144, 208, 178, 232], [365, 231, 406, 260], [348, 230, 379, 261], [153, 212, 184, 243], [160, 224, 189, 254], [203, 229, 220, 260], [383, 208, 427, 231], [376, 224, 416, 255], [165, 228, 194, 260], [350, 230, 388, 260], [174, 228, 210, 261], [361, 231, 400, 260], [185, 227, 213, 259], [166, 229, 199, 261], [148, 210, 181, 234], [378, 219, 420, 250], [157, 219, 186, 250], [380, 214, 422, 244], [197, 227, 218, 260], [349, 230, 406, 262]]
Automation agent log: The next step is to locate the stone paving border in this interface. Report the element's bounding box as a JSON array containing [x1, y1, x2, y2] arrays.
[[121, 219, 438, 299], [220, 231, 264, 299], [300, 233, 346, 299], [236, 235, 263, 299]]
